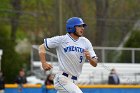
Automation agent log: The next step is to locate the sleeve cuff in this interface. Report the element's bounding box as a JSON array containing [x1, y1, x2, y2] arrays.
[[44, 39, 49, 49], [92, 56, 98, 59]]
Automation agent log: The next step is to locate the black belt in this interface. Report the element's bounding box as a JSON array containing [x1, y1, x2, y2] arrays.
[[62, 72, 77, 80]]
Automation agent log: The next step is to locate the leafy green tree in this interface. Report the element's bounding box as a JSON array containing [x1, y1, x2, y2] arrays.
[[118, 30, 140, 63], [0, 25, 24, 83]]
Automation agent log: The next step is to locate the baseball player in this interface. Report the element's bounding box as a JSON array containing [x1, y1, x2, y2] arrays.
[[39, 17, 98, 93]]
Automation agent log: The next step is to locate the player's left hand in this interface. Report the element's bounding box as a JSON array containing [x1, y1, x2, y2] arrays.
[[84, 50, 91, 60]]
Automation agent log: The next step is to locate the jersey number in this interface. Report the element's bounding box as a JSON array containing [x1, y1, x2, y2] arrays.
[[80, 56, 83, 63]]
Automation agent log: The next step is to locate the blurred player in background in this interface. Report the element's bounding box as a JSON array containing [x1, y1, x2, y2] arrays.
[[39, 17, 98, 93], [108, 68, 120, 85], [15, 69, 27, 92], [15, 69, 27, 84], [45, 74, 54, 85], [0, 71, 5, 93]]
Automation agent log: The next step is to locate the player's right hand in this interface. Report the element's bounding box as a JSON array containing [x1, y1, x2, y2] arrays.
[[42, 62, 53, 71]]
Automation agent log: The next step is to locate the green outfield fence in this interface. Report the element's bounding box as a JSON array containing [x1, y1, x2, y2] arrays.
[[5, 84, 140, 93]]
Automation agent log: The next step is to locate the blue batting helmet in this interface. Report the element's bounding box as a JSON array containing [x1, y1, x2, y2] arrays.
[[66, 17, 87, 33]]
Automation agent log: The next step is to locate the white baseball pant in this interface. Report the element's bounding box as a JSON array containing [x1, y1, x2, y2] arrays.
[[53, 73, 83, 93]]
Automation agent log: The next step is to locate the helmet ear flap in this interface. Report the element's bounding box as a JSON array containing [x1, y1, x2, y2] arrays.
[[67, 27, 75, 33], [68, 27, 72, 30]]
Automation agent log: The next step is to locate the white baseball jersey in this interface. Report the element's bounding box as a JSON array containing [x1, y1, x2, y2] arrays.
[[44, 33, 96, 77]]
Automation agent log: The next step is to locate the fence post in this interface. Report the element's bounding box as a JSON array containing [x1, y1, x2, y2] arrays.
[[132, 50, 135, 63], [102, 49, 105, 63]]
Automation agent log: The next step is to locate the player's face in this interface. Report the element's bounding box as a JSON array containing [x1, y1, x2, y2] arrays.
[[74, 25, 85, 37]]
